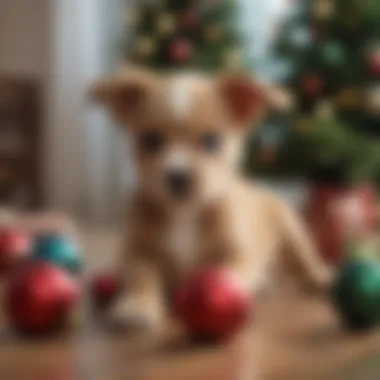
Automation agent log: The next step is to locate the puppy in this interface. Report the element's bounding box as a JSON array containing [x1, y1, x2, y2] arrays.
[[91, 66, 332, 330]]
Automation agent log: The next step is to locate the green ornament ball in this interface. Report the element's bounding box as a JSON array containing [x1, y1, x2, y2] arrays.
[[33, 234, 82, 274], [322, 41, 345, 66], [333, 260, 380, 330]]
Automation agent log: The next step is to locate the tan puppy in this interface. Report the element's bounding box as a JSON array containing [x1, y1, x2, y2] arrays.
[[91, 66, 332, 329]]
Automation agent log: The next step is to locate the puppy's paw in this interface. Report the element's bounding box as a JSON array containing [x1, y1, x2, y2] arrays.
[[308, 265, 336, 295], [107, 297, 163, 332]]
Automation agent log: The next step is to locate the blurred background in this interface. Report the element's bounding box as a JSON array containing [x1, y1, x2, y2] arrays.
[[0, 0, 288, 224], [0, 0, 379, 237], [1, 2, 380, 378]]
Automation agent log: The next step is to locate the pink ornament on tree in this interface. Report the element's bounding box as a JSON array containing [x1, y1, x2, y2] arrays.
[[168, 39, 193, 64], [367, 50, 380, 77]]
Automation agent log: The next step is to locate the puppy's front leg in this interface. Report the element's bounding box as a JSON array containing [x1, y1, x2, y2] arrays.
[[108, 258, 165, 331]]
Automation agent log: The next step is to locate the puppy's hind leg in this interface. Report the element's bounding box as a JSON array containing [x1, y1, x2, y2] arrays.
[[277, 201, 334, 291]]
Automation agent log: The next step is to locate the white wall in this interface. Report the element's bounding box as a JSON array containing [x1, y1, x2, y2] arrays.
[[0, 0, 93, 218], [0, 0, 49, 78], [0, 0, 119, 220]]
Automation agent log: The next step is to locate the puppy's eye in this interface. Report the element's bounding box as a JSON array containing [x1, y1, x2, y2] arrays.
[[139, 131, 165, 153], [200, 132, 222, 153]]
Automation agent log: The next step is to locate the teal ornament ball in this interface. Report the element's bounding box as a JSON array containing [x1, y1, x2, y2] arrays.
[[333, 260, 380, 330], [33, 234, 82, 274]]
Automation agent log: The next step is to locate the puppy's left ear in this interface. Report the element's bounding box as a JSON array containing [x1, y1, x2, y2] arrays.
[[89, 66, 154, 125], [218, 74, 292, 128]]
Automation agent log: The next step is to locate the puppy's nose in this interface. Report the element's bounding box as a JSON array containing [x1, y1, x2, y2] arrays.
[[166, 170, 193, 197]]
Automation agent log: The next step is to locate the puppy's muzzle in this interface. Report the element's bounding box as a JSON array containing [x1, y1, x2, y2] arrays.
[[165, 170, 193, 198]]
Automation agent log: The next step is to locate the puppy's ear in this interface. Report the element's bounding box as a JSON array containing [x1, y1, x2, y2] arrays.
[[89, 67, 153, 123], [218, 73, 292, 128]]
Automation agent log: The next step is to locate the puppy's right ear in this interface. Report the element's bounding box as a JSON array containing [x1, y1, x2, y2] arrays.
[[89, 67, 152, 123]]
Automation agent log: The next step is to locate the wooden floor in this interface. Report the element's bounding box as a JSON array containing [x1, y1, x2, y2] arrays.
[[1, 228, 380, 380]]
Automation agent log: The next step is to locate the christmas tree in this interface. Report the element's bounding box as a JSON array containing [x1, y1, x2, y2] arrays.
[[248, 0, 380, 183], [123, 0, 245, 72]]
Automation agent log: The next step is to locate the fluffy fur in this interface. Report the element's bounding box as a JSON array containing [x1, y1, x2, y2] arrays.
[[91, 66, 332, 329]]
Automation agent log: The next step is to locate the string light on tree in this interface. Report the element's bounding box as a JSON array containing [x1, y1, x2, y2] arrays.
[[312, 0, 334, 20], [135, 36, 156, 58], [205, 24, 224, 43], [314, 100, 335, 119], [365, 85, 380, 116], [157, 13, 176, 36]]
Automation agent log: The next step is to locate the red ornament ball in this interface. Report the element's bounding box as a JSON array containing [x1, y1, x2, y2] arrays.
[[168, 39, 193, 64], [91, 273, 122, 309], [367, 51, 380, 77], [301, 74, 324, 98], [174, 268, 251, 342], [5, 263, 79, 335], [0, 228, 31, 276]]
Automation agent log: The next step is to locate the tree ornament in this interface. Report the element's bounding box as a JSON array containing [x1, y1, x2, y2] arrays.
[[0, 228, 31, 276], [300, 74, 324, 98], [157, 13, 176, 36], [91, 272, 123, 309], [314, 100, 335, 119], [205, 24, 224, 43], [322, 41, 345, 66], [135, 36, 156, 58], [5, 263, 80, 335], [366, 49, 380, 77], [333, 260, 380, 330], [33, 234, 82, 275], [174, 268, 250, 342], [335, 87, 362, 109], [312, 0, 334, 20], [223, 49, 243, 69], [365, 85, 380, 116], [168, 38, 193, 64]]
